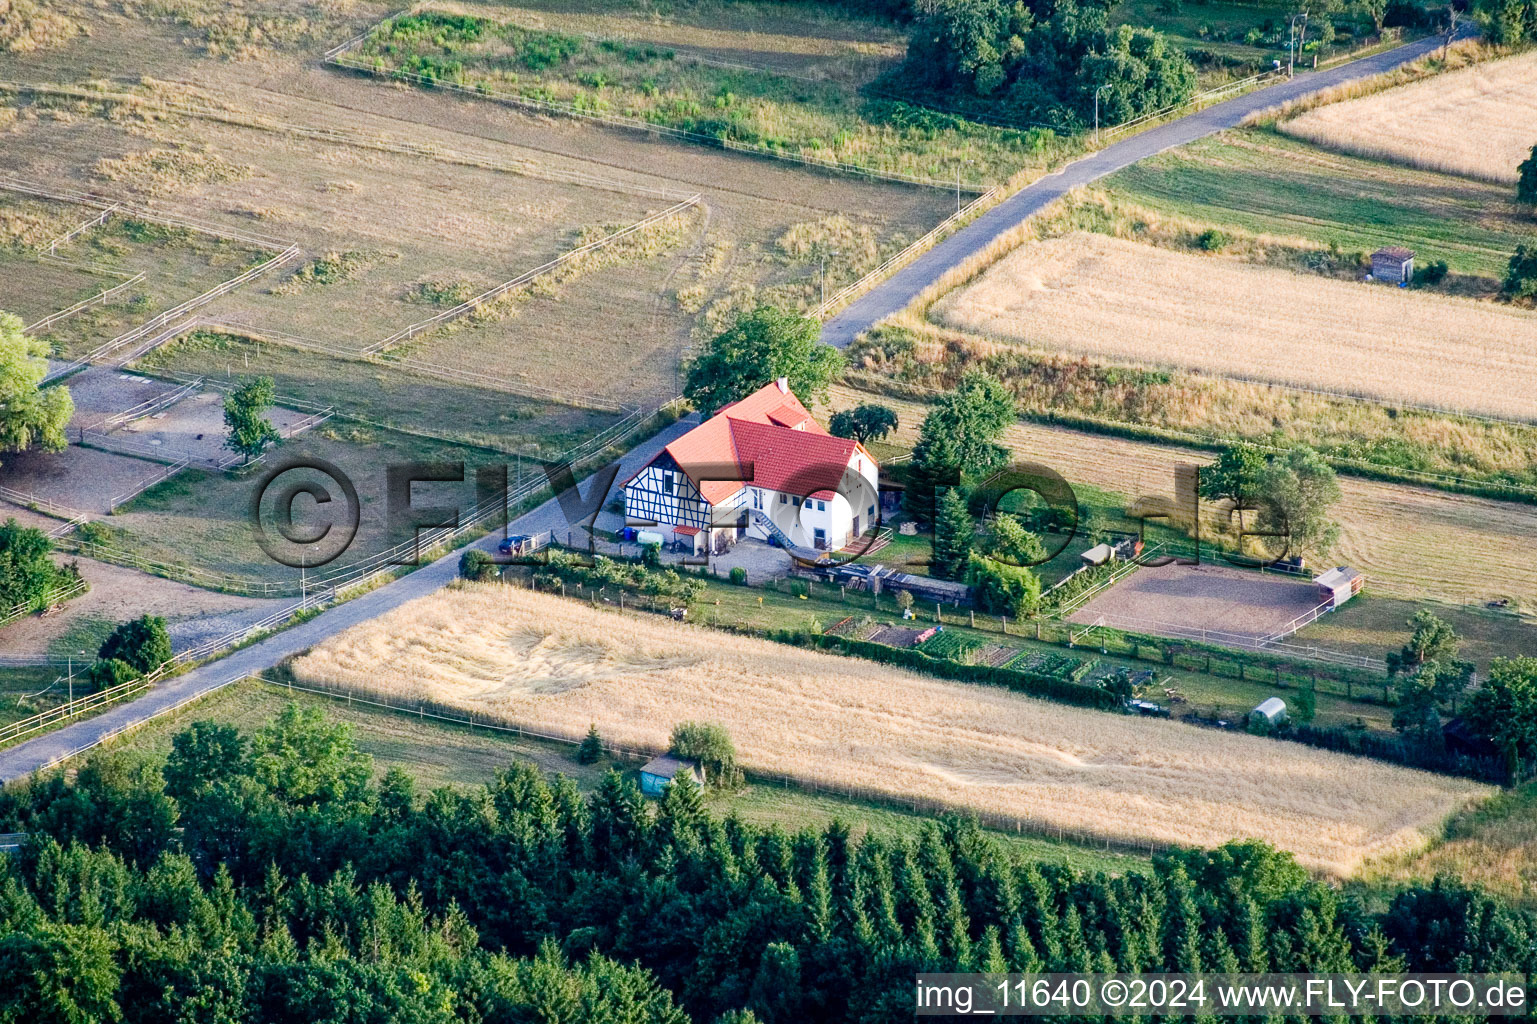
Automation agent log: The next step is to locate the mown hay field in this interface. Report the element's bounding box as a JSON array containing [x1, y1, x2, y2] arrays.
[[290, 584, 1490, 875], [932, 232, 1537, 420], [1279, 50, 1537, 184]]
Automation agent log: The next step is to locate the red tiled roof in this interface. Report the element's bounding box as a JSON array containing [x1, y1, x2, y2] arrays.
[[723, 417, 857, 501], [674, 526, 701, 536], [625, 381, 871, 505]]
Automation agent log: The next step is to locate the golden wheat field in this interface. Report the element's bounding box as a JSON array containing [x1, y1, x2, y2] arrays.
[[932, 232, 1537, 420], [291, 584, 1488, 874], [1280, 50, 1537, 183]]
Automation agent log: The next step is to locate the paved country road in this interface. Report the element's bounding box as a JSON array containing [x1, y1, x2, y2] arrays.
[[0, 420, 697, 783], [821, 30, 1469, 348]]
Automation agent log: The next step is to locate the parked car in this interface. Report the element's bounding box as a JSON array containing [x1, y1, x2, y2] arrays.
[[498, 534, 533, 555]]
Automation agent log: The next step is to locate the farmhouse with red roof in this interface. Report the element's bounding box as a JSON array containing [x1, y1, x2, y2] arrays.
[[621, 378, 880, 556]]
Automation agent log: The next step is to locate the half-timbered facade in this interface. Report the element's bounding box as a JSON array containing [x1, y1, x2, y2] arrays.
[[621, 379, 878, 555]]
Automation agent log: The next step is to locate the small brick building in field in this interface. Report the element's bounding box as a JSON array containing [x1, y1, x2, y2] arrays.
[[1370, 246, 1415, 284]]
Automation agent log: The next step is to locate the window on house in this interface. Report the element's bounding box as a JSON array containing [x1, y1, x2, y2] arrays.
[[816, 499, 825, 511], [662, 471, 674, 495], [793, 496, 801, 507], [779, 493, 787, 504]]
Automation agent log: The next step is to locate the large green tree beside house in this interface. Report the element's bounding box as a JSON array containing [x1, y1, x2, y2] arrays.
[[683, 306, 843, 414]]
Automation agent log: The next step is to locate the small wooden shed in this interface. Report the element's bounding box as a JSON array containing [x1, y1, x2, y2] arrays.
[[639, 755, 702, 797], [1370, 246, 1415, 284], [1313, 566, 1364, 609]]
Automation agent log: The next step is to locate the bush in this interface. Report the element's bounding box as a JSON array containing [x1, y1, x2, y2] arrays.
[[459, 549, 497, 582], [0, 518, 62, 613], [669, 721, 742, 789], [85, 657, 139, 689], [98, 615, 172, 675], [1413, 260, 1448, 287], [729, 566, 748, 586], [1196, 228, 1229, 252], [966, 553, 1041, 618], [640, 543, 662, 568]]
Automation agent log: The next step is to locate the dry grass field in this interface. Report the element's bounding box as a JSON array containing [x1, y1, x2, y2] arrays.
[[828, 386, 1537, 609], [932, 232, 1537, 421], [0, 51, 946, 404], [1280, 50, 1537, 183], [290, 583, 1490, 875]]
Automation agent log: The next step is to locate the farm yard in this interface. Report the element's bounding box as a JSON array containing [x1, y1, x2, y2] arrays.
[[827, 386, 1537, 613], [1280, 50, 1537, 183], [931, 231, 1537, 420], [290, 583, 1489, 874], [0, 0, 961, 595]]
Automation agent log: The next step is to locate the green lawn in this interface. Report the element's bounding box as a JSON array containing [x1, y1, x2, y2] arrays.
[[101, 424, 529, 586], [1107, 128, 1532, 280], [0, 667, 66, 730], [1296, 592, 1537, 675], [120, 679, 1146, 874]]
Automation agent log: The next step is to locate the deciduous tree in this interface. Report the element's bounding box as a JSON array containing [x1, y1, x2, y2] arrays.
[[0, 312, 72, 463], [98, 614, 172, 674], [683, 306, 843, 414], [222, 375, 281, 464], [828, 403, 897, 445]]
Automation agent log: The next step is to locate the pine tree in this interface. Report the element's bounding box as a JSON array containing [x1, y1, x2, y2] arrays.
[[656, 770, 707, 845], [931, 487, 974, 580], [588, 769, 649, 867], [577, 723, 604, 764], [903, 428, 962, 527]]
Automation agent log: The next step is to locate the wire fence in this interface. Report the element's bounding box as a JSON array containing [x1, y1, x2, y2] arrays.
[[362, 198, 701, 356], [813, 186, 1002, 321], [25, 273, 147, 335]]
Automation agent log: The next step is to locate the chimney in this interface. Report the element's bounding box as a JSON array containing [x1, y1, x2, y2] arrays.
[[775, 376, 789, 393]]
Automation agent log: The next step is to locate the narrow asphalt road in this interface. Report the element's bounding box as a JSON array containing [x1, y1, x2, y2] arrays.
[[821, 31, 1465, 348], [0, 419, 697, 783]]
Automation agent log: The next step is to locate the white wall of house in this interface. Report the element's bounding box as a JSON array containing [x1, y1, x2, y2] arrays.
[[626, 448, 879, 552]]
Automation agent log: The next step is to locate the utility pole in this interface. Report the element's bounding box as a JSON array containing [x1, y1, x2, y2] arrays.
[[819, 249, 840, 307], [1288, 13, 1307, 76], [1094, 84, 1111, 144]]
